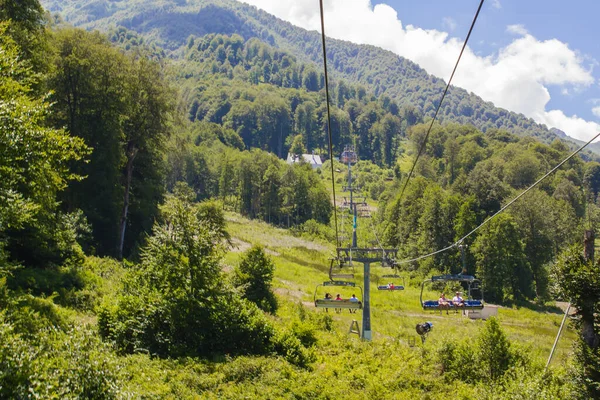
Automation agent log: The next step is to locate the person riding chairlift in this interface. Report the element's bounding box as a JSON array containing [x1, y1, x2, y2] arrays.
[[349, 293, 359, 313], [324, 293, 333, 312], [438, 293, 450, 315], [335, 293, 342, 314], [453, 291, 465, 315]]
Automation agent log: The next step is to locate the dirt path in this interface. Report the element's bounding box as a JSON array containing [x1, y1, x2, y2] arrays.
[[229, 237, 281, 256]]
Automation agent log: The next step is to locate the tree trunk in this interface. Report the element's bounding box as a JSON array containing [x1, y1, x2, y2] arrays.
[[584, 230, 595, 264], [117, 143, 138, 259]]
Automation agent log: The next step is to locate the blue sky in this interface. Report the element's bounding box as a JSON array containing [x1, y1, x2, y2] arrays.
[[373, 0, 600, 122], [243, 0, 600, 140]]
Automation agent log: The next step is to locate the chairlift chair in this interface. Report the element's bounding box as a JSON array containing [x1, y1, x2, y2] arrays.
[[377, 273, 405, 291], [420, 274, 484, 312], [314, 281, 363, 310], [329, 258, 354, 280]]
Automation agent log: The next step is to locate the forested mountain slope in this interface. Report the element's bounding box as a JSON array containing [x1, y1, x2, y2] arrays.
[[41, 0, 600, 156]]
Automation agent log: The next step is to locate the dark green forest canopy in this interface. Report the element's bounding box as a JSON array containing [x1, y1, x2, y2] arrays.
[[40, 0, 600, 157]]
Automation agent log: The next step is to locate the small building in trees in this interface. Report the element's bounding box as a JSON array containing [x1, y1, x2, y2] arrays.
[[286, 152, 323, 169]]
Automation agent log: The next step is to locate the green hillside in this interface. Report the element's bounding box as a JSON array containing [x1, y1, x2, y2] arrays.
[[2, 0, 600, 397], [41, 0, 600, 156]]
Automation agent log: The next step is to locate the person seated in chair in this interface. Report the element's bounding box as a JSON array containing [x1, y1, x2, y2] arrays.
[[324, 293, 332, 312], [452, 291, 465, 314], [438, 293, 450, 314], [335, 293, 342, 313], [349, 293, 359, 313]]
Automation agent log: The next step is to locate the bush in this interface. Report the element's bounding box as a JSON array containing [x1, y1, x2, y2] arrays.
[[272, 328, 315, 368], [232, 245, 277, 313], [0, 286, 121, 398], [99, 191, 311, 364], [437, 317, 520, 384], [290, 219, 335, 242]]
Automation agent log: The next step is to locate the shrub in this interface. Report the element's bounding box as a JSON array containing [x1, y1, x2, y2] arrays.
[[232, 245, 277, 313], [478, 317, 512, 380], [437, 317, 520, 384], [99, 191, 311, 363], [272, 328, 315, 368]]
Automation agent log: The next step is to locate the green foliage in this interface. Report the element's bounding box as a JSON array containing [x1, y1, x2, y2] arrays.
[[290, 219, 336, 243], [0, 22, 88, 270], [99, 191, 311, 363], [553, 246, 600, 399], [233, 245, 277, 313], [0, 277, 121, 398], [478, 317, 513, 380], [48, 27, 174, 258], [272, 328, 315, 368], [472, 214, 533, 303], [438, 317, 521, 384]]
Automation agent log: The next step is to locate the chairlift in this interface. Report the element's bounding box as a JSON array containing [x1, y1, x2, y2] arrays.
[[329, 258, 354, 280], [314, 281, 363, 310], [420, 274, 484, 312], [377, 273, 405, 291]]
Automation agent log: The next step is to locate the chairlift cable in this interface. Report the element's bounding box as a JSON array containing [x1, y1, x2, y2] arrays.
[[396, 130, 600, 266], [396, 0, 486, 205], [319, 0, 340, 248]]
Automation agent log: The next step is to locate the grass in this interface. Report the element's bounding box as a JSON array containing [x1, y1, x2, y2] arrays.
[[6, 211, 575, 398], [224, 212, 577, 368]]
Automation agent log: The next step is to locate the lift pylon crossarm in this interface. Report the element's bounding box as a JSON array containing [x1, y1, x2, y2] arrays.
[[323, 281, 356, 287], [431, 274, 476, 282], [337, 247, 398, 264]]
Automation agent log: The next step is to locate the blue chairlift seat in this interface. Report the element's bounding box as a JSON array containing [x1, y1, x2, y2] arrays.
[[421, 300, 484, 311]]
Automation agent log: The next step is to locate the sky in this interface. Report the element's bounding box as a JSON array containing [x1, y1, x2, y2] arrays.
[[240, 0, 600, 142]]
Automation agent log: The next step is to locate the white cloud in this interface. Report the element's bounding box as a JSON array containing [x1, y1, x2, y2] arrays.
[[241, 0, 600, 141], [491, 0, 502, 10], [593, 106, 600, 118], [506, 24, 528, 36], [442, 17, 457, 32]]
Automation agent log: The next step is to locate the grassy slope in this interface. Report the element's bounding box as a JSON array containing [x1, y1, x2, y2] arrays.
[[29, 211, 574, 398], [225, 212, 576, 361]]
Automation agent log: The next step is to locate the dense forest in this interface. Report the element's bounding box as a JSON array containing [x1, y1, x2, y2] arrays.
[[0, 0, 599, 398], [41, 0, 600, 156]]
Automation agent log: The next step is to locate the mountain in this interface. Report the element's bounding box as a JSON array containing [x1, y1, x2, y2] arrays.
[[41, 0, 600, 157]]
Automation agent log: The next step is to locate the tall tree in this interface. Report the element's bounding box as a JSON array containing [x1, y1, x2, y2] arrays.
[[117, 55, 174, 259], [0, 23, 87, 266], [554, 246, 600, 399], [49, 30, 174, 258], [471, 214, 533, 303], [49, 29, 126, 256], [0, 0, 47, 71], [233, 245, 277, 313]]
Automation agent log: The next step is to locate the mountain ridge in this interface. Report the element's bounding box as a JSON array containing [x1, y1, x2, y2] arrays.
[[41, 0, 600, 156]]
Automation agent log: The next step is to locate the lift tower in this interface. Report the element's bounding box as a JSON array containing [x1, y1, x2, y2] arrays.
[[338, 145, 397, 340]]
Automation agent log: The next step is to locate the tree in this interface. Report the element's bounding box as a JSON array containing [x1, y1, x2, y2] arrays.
[[233, 245, 277, 313], [0, 0, 47, 72], [584, 162, 600, 202], [0, 24, 87, 267], [49, 29, 128, 256], [478, 318, 513, 381], [99, 189, 276, 357], [553, 245, 600, 399], [289, 134, 306, 158], [117, 55, 174, 259], [509, 190, 557, 299], [49, 30, 174, 258], [471, 214, 533, 303]]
